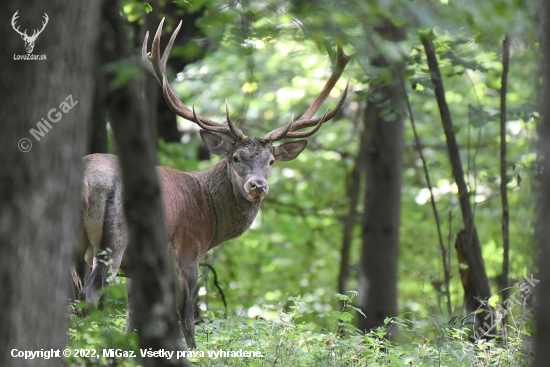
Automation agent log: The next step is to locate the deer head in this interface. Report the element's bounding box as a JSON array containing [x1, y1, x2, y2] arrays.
[[143, 19, 352, 202], [11, 11, 49, 54]]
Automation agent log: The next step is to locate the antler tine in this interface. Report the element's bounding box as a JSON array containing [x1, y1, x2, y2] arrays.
[[280, 109, 329, 139], [262, 45, 352, 142], [262, 114, 294, 142], [142, 18, 165, 83], [225, 99, 245, 140], [192, 105, 233, 134], [295, 45, 352, 125], [142, 30, 156, 82], [290, 78, 349, 132], [143, 18, 229, 130]]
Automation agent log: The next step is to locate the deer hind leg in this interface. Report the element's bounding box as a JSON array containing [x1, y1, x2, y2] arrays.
[[175, 257, 199, 350], [72, 225, 91, 291], [71, 224, 92, 308], [80, 186, 127, 306]]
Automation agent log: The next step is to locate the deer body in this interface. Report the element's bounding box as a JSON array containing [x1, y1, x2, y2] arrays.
[[78, 152, 262, 348], [75, 18, 351, 349]]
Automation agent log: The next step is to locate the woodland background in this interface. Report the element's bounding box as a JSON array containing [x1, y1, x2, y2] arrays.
[[1, 0, 550, 366]]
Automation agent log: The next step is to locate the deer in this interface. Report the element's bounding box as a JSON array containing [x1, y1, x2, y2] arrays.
[[73, 18, 352, 349], [11, 11, 49, 54]]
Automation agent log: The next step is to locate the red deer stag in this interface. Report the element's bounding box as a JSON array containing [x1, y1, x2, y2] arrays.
[[73, 18, 352, 349]]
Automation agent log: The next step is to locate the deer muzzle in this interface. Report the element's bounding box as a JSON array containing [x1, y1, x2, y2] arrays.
[[246, 178, 269, 200]]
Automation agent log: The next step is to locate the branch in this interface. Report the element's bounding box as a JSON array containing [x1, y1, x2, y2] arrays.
[[199, 263, 228, 313]]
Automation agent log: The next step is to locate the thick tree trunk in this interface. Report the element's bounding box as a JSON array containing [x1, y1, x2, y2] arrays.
[[357, 20, 406, 335], [0, 1, 101, 366], [534, 0, 550, 364], [101, 2, 188, 366]]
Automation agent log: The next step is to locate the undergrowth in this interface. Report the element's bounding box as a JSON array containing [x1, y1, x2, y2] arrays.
[[66, 283, 533, 367]]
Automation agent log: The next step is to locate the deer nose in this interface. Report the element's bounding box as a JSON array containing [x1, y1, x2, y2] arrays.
[[249, 180, 267, 195]]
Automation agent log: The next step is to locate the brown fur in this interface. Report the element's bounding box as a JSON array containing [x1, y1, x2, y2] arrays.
[[75, 131, 308, 349]]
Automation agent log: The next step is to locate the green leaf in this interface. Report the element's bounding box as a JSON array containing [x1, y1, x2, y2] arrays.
[[339, 311, 353, 322], [335, 293, 350, 301]]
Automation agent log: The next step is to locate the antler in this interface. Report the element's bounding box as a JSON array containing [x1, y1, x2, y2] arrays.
[[263, 46, 352, 142], [144, 18, 351, 144], [143, 18, 245, 141], [11, 11, 27, 38], [30, 13, 48, 40]]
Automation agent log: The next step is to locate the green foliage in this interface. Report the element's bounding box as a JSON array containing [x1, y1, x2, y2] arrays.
[[130, 0, 540, 336], [87, 0, 543, 364], [67, 290, 533, 366], [67, 278, 139, 367]]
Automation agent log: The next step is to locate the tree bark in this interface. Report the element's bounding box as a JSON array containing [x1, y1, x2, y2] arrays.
[[498, 35, 510, 327], [0, 1, 101, 366], [338, 141, 363, 305], [89, 80, 108, 154], [421, 34, 492, 318], [357, 20, 406, 335], [533, 0, 550, 364], [101, 2, 188, 366]]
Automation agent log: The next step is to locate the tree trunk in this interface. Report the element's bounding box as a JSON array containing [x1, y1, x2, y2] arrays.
[[0, 1, 101, 366], [357, 20, 406, 335], [338, 145, 363, 302], [421, 34, 492, 319], [101, 2, 189, 366], [498, 35, 511, 329], [533, 0, 550, 364], [338, 125, 365, 308], [89, 80, 108, 154]]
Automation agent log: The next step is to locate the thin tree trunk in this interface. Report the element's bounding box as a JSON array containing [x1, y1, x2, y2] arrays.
[[401, 77, 451, 315], [101, 2, 188, 366], [421, 34, 492, 318], [338, 132, 364, 306], [533, 0, 550, 363], [357, 20, 406, 336], [0, 1, 101, 366], [499, 35, 511, 330]]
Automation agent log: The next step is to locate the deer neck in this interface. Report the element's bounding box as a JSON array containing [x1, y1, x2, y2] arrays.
[[196, 160, 261, 247]]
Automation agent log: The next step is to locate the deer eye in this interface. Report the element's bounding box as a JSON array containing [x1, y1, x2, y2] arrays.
[[233, 156, 239, 163], [269, 160, 275, 166]]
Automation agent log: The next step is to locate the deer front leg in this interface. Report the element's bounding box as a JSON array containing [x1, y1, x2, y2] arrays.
[[175, 256, 199, 350]]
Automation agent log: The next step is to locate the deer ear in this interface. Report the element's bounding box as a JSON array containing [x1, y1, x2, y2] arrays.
[[273, 140, 308, 161], [200, 130, 234, 156]]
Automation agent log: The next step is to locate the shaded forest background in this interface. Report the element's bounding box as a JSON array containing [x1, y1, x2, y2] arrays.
[[1, 0, 550, 366]]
